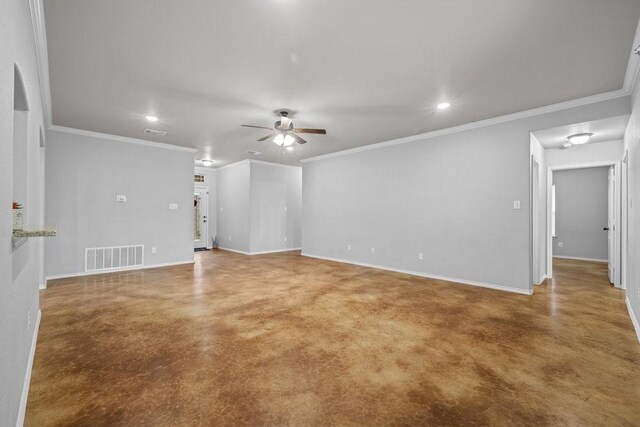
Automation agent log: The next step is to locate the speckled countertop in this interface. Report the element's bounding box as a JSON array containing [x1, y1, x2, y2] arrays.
[[13, 227, 57, 238]]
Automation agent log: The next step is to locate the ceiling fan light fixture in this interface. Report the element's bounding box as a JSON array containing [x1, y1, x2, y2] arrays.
[[283, 134, 295, 146], [567, 133, 592, 145], [273, 133, 285, 146]]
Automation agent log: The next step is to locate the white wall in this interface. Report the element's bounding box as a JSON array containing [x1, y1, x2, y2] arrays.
[[217, 160, 251, 252], [530, 133, 547, 284], [302, 96, 631, 294], [624, 73, 640, 341], [553, 167, 609, 261], [1, 0, 48, 424], [194, 166, 217, 247], [546, 139, 624, 167], [45, 130, 195, 278], [250, 161, 302, 253], [217, 160, 302, 254]]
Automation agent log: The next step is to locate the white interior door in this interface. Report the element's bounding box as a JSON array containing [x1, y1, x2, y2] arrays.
[[607, 167, 615, 283], [194, 187, 209, 249]]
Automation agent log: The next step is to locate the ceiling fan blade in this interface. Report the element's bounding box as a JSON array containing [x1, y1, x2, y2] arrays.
[[292, 133, 307, 144], [294, 128, 326, 135], [242, 124, 273, 130], [257, 133, 277, 142]]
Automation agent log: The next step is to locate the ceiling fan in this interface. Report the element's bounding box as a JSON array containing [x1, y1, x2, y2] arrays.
[[241, 111, 326, 147]]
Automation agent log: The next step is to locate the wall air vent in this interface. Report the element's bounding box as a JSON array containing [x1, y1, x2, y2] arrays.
[[85, 245, 144, 272], [194, 174, 205, 183], [246, 150, 261, 155], [143, 128, 167, 136]]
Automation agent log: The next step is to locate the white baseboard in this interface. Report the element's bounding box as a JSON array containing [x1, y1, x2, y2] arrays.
[[534, 274, 549, 286], [627, 297, 640, 343], [45, 260, 195, 285], [302, 253, 533, 296], [217, 247, 302, 256], [16, 309, 41, 427], [553, 255, 607, 263]]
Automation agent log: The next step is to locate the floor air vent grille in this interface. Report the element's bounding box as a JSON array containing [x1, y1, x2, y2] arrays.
[[85, 245, 144, 272]]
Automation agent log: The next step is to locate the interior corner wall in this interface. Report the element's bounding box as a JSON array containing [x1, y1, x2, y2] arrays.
[[1, 0, 48, 424], [216, 161, 251, 253], [194, 166, 217, 247], [302, 96, 631, 293], [249, 162, 302, 253], [44, 130, 195, 278], [624, 75, 640, 341]]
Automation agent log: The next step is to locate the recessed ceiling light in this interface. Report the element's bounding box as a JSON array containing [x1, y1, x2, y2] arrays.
[[201, 159, 214, 167], [567, 133, 592, 145], [145, 115, 158, 122], [436, 102, 450, 110]]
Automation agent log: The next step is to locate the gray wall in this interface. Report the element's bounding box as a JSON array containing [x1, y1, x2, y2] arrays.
[[302, 96, 631, 293], [624, 73, 640, 339], [553, 167, 609, 260], [1, 0, 48, 424], [45, 130, 195, 277], [250, 161, 302, 253], [217, 160, 251, 252], [217, 160, 302, 254], [194, 166, 217, 247]]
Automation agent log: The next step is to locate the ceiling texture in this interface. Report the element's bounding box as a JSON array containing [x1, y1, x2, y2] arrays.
[[532, 115, 630, 149], [43, 0, 640, 166]]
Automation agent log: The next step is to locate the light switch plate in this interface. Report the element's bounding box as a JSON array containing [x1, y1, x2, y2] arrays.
[[151, 247, 157, 254], [371, 248, 376, 254], [418, 252, 424, 260], [347, 244, 352, 251], [513, 200, 521, 210], [116, 195, 126, 203]]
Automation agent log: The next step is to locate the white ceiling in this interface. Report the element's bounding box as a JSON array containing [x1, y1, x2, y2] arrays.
[[532, 115, 630, 149], [43, 1, 640, 166]]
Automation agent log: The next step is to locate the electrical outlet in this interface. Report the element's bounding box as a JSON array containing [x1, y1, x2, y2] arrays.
[[169, 203, 178, 210], [418, 252, 424, 260], [27, 310, 31, 328], [513, 200, 521, 210], [558, 242, 563, 247], [284, 236, 287, 242], [371, 248, 376, 254], [347, 244, 352, 251], [151, 247, 157, 254]]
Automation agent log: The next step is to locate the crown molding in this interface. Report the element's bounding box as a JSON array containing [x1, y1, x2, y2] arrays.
[[48, 125, 198, 153], [301, 89, 630, 164], [28, 0, 52, 126], [247, 159, 301, 170], [214, 159, 250, 171]]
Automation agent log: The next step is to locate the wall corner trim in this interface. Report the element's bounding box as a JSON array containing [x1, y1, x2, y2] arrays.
[[16, 309, 41, 427], [47, 125, 198, 153], [626, 297, 640, 343], [301, 253, 533, 296]]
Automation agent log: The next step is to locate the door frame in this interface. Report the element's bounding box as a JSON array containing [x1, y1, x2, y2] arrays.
[[545, 160, 622, 287], [194, 186, 209, 249]]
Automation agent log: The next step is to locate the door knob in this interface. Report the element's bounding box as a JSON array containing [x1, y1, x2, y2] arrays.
[[603, 227, 609, 231]]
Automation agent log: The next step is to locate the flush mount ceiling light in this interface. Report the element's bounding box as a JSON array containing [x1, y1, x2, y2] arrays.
[[145, 115, 158, 122], [567, 133, 593, 145], [201, 159, 214, 167], [436, 102, 450, 110]]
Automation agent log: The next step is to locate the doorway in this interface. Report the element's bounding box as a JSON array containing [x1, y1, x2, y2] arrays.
[[547, 162, 621, 287], [194, 186, 209, 250]]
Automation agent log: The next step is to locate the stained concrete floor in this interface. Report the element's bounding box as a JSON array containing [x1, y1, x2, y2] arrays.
[[26, 252, 640, 425]]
